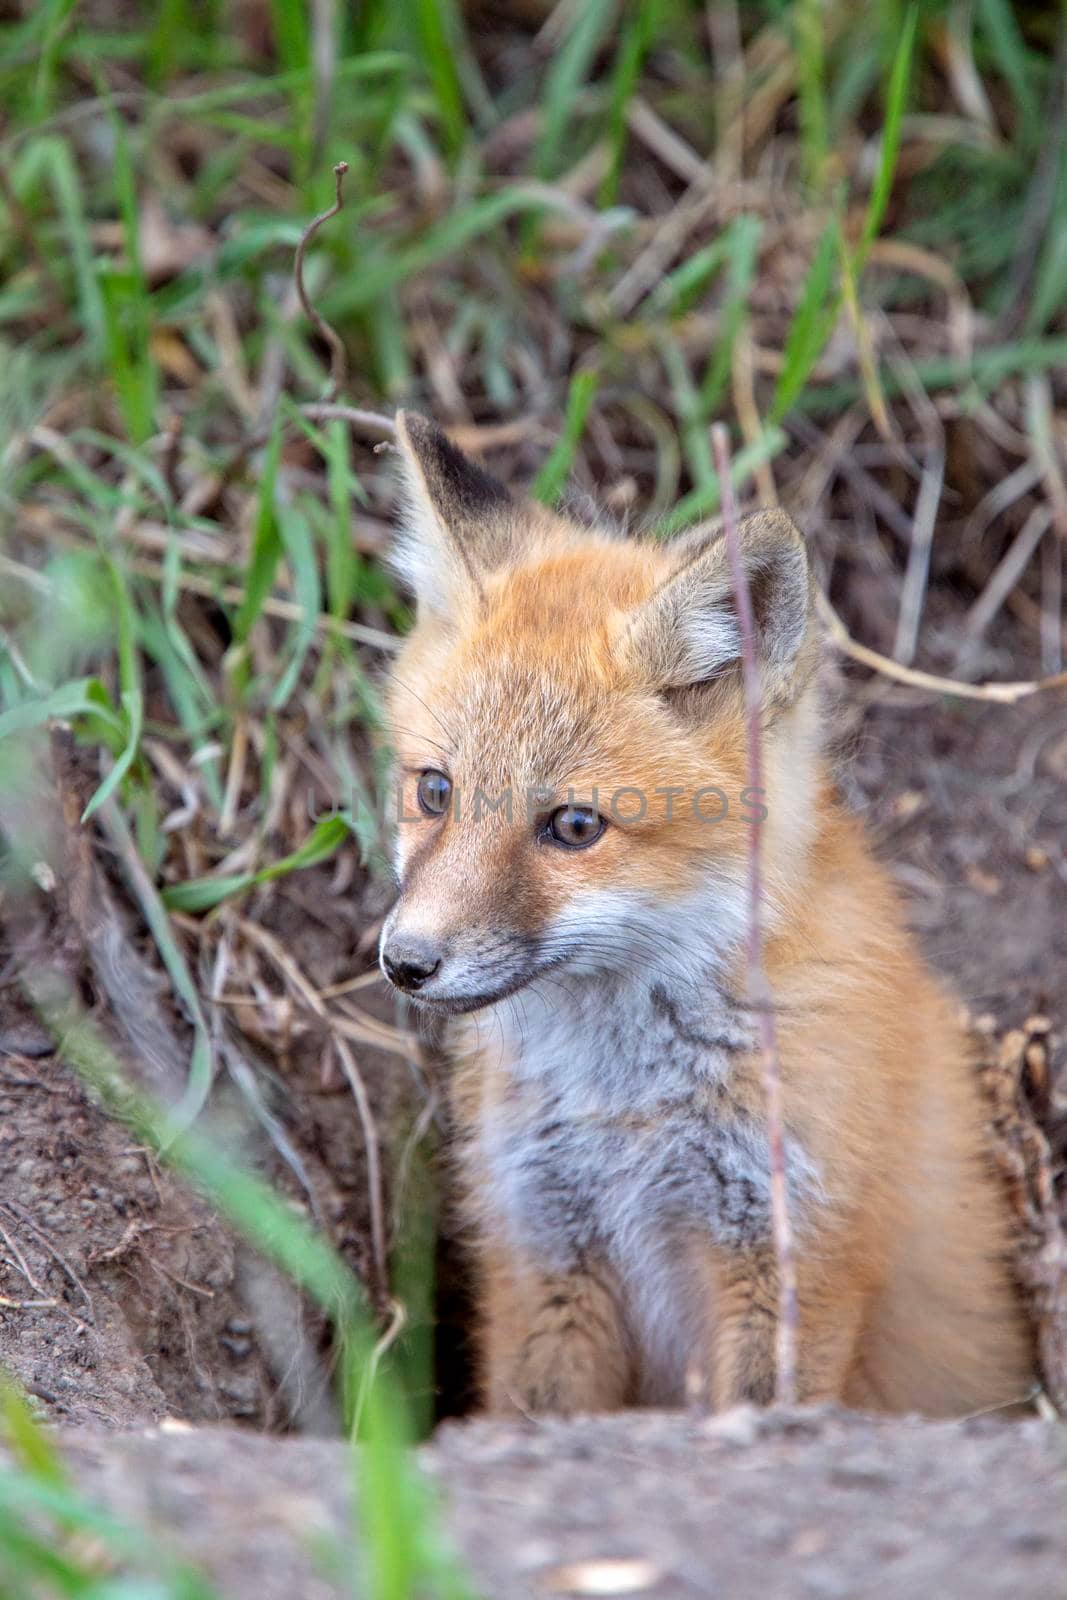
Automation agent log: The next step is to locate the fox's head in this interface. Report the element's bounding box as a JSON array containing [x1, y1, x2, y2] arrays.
[[378, 412, 822, 1014]]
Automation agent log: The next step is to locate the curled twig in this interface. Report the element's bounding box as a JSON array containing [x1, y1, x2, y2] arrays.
[[294, 160, 350, 404], [712, 422, 798, 1405], [350, 1295, 407, 1434]]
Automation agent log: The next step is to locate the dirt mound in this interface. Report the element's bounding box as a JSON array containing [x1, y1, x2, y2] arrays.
[[0, 734, 425, 1433], [0, 1006, 265, 1429]]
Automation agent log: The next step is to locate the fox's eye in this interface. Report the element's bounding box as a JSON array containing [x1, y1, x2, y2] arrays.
[[416, 770, 452, 817], [547, 805, 605, 849]]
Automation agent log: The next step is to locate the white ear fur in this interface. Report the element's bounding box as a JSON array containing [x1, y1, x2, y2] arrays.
[[390, 454, 462, 619], [390, 410, 516, 618], [620, 510, 812, 698]]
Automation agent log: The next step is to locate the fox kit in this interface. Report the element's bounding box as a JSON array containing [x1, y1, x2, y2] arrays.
[[379, 411, 1034, 1417]]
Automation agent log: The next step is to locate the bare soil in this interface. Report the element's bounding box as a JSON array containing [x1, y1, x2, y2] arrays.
[[850, 686, 1067, 1028], [0, 864, 421, 1434], [25, 1407, 1067, 1599]]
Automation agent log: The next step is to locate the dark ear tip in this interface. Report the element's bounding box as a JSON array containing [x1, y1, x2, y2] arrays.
[[394, 408, 513, 517], [395, 409, 439, 450]]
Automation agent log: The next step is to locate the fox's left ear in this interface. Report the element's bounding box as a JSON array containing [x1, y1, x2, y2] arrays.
[[390, 411, 525, 618], [619, 510, 813, 704]]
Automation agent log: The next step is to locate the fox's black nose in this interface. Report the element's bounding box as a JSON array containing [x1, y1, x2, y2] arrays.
[[381, 936, 442, 992]]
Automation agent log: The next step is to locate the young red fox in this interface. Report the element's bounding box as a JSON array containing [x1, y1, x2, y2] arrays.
[[379, 410, 1035, 1417]]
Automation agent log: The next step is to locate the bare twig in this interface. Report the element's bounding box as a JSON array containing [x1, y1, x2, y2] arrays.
[[817, 590, 1067, 704], [205, 928, 322, 1219], [0, 1217, 49, 1297], [705, 0, 745, 179], [1027, 376, 1067, 544], [298, 402, 397, 438], [892, 442, 944, 665], [294, 161, 350, 404], [236, 918, 391, 1315], [2, 1199, 94, 1320], [961, 504, 1051, 651], [625, 96, 709, 185], [711, 423, 798, 1405], [1041, 533, 1063, 675]]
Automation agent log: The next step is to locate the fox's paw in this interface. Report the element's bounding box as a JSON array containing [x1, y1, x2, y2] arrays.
[[507, 1344, 614, 1417], [506, 1307, 630, 1416]]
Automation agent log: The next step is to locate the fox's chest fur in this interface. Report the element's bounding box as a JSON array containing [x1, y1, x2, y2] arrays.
[[467, 973, 818, 1395]]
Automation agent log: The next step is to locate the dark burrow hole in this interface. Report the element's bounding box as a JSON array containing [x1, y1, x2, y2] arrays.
[[432, 1222, 479, 1423]]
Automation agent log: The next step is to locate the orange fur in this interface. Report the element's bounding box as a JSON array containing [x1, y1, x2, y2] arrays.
[[380, 413, 1035, 1418]]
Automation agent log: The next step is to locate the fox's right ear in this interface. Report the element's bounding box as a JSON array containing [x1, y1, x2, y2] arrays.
[[618, 509, 814, 705], [390, 411, 524, 619]]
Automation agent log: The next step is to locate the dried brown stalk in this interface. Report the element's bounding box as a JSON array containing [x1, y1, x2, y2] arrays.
[[711, 422, 798, 1405], [235, 917, 390, 1315], [817, 590, 1067, 704]]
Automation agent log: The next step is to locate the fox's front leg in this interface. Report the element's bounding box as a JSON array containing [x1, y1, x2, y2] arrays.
[[704, 1244, 866, 1408], [478, 1244, 634, 1416]]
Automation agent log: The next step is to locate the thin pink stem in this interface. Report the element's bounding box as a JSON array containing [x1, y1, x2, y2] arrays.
[[711, 423, 799, 1406]]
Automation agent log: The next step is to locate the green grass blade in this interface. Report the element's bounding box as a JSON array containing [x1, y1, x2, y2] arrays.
[[32, 0, 77, 119], [408, 0, 466, 157], [81, 555, 143, 821], [161, 871, 258, 914], [0, 1378, 67, 1488], [162, 815, 353, 912], [697, 214, 762, 415], [100, 266, 158, 445], [325, 418, 358, 620], [41, 135, 106, 355], [0, 678, 124, 742], [772, 214, 840, 419], [90, 796, 215, 1142], [975, 0, 1039, 145], [532, 370, 600, 504], [798, 335, 1067, 414], [535, 0, 618, 179], [97, 95, 157, 443], [233, 417, 284, 646], [325, 187, 620, 318], [26, 988, 370, 1358], [795, 0, 830, 193], [649, 237, 731, 318], [1027, 217, 1067, 336], [857, 3, 917, 268], [256, 813, 353, 881], [658, 426, 789, 535], [599, 0, 659, 207], [269, 0, 309, 71], [270, 502, 321, 710]]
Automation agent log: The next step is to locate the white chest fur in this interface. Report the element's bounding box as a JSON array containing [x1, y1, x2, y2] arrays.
[[473, 973, 816, 1396]]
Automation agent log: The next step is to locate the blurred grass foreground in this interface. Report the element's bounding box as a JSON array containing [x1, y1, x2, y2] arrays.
[[0, 0, 1065, 1594]]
